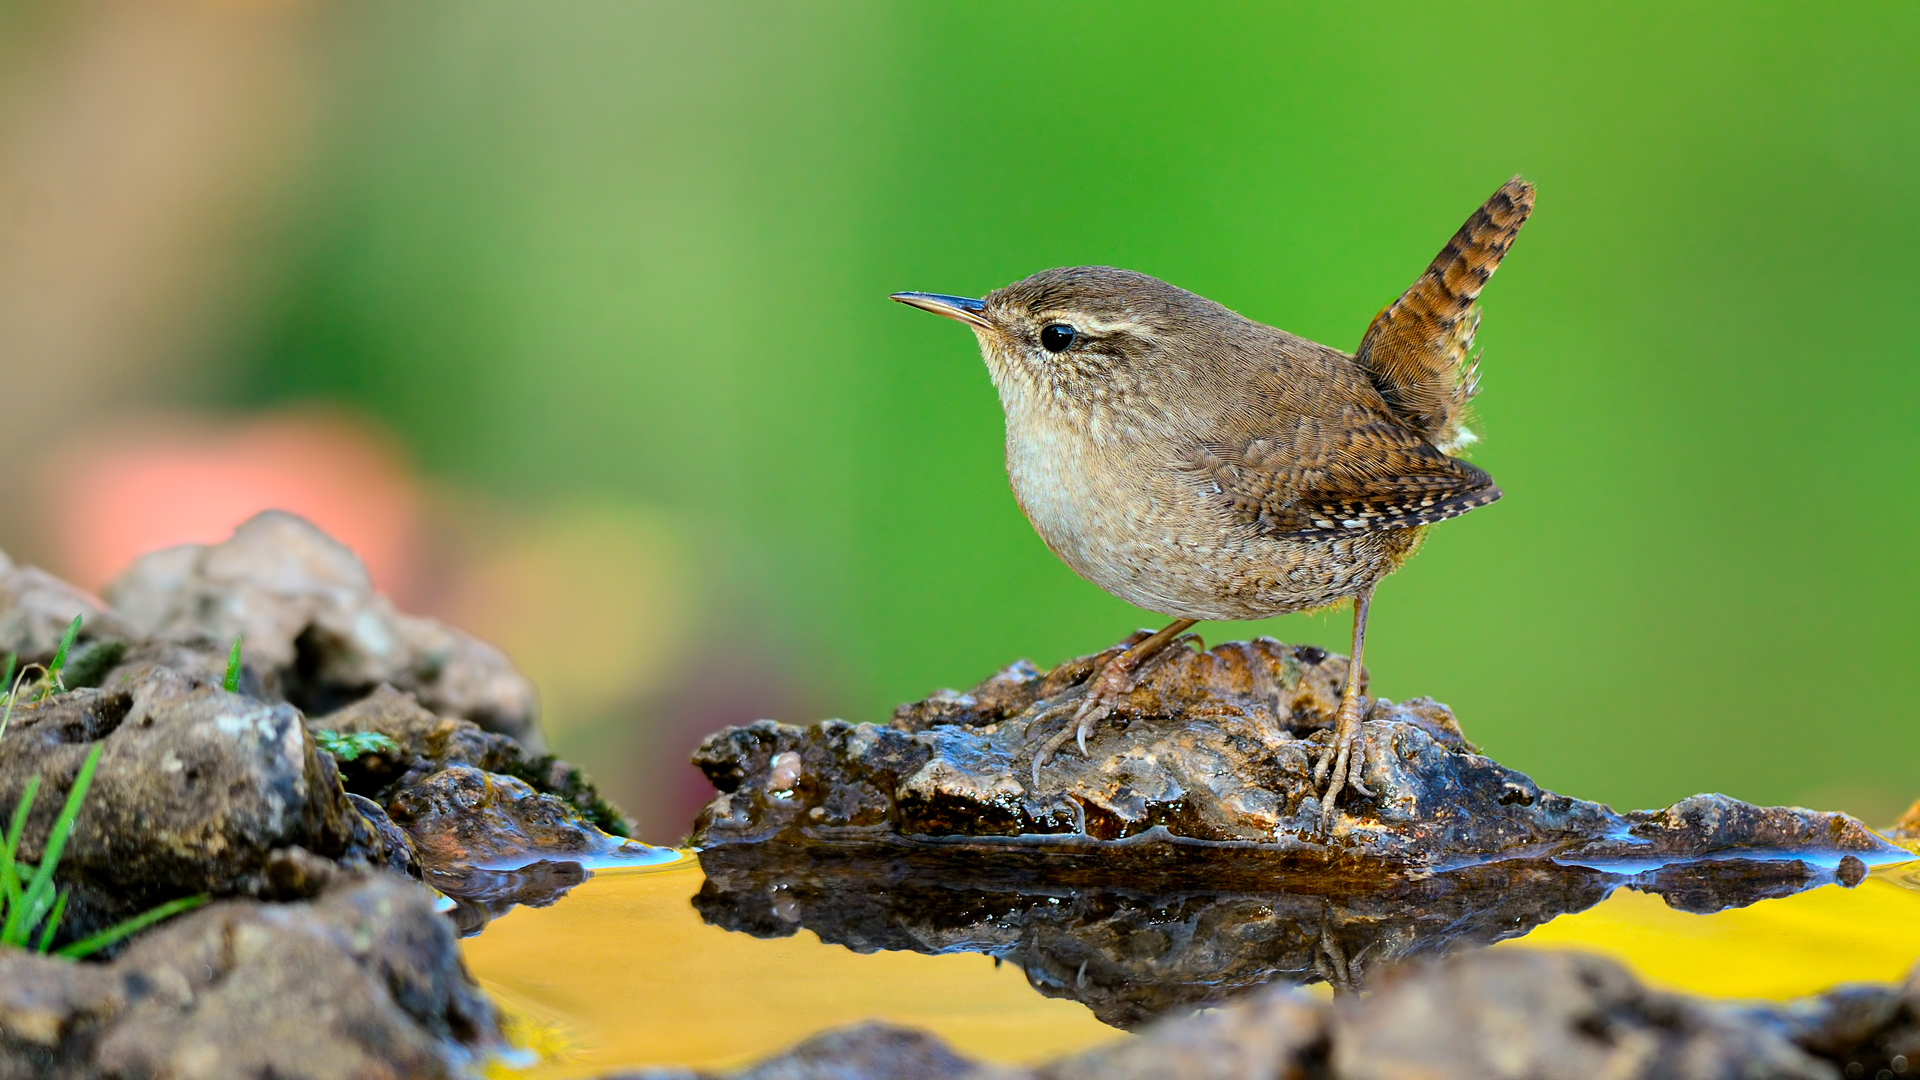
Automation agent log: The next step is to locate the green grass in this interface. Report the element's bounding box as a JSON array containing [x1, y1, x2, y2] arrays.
[[3, 614, 85, 743], [0, 653, 14, 745], [223, 636, 243, 693], [0, 743, 205, 958], [0, 614, 207, 958], [33, 615, 81, 704]]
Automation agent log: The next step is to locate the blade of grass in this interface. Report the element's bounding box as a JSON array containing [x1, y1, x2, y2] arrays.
[[0, 774, 39, 923], [35, 615, 82, 702], [32, 888, 65, 952], [55, 894, 206, 959], [0, 653, 18, 743], [4, 743, 100, 944], [223, 636, 243, 693]]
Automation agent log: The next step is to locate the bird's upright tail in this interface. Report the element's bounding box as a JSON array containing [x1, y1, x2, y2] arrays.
[[1355, 176, 1535, 452]]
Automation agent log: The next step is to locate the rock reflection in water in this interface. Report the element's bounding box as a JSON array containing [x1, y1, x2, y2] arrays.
[[431, 858, 591, 937], [693, 847, 1868, 1029]]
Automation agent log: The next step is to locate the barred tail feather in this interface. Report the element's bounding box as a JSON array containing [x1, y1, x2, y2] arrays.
[[1356, 176, 1535, 451]]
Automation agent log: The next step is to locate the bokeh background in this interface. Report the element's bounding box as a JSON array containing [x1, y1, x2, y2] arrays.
[[1, 2, 1914, 838]]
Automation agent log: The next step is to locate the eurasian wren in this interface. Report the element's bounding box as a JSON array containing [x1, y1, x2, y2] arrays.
[[893, 177, 1534, 827]]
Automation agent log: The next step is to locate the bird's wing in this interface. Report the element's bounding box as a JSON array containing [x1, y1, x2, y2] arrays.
[[1355, 176, 1535, 452], [1193, 411, 1500, 538]]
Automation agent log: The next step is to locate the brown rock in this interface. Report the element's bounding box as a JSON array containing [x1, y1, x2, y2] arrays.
[[102, 511, 542, 748], [0, 874, 501, 1080], [0, 528, 644, 952], [0, 664, 378, 942], [1887, 798, 1920, 846], [0, 555, 137, 675], [692, 635, 1903, 869], [389, 765, 658, 871], [608, 948, 1890, 1080], [1035, 987, 1326, 1080], [596, 1024, 1009, 1080], [1331, 950, 1828, 1080], [316, 684, 630, 836]]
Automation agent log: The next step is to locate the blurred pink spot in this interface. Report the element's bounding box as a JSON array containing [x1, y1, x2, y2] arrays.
[[53, 409, 421, 594]]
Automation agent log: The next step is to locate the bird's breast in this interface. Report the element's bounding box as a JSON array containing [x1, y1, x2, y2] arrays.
[[1002, 415, 1219, 613], [1000, 412, 1411, 621]]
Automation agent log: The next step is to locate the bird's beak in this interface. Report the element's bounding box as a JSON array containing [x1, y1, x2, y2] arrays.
[[890, 291, 993, 331]]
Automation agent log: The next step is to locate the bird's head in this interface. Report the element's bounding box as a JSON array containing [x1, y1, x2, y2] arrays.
[[892, 266, 1241, 424]]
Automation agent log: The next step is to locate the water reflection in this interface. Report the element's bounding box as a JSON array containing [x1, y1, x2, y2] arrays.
[[693, 848, 1869, 1028], [433, 847, 690, 936], [433, 860, 592, 937]]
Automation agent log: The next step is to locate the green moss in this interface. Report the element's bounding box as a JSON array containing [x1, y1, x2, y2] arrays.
[[61, 640, 126, 691], [501, 755, 631, 837], [312, 729, 402, 762]]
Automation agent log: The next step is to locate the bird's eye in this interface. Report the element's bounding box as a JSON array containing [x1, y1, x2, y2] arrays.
[[1040, 324, 1077, 352]]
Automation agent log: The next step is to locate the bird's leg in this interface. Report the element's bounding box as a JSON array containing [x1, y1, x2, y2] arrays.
[[1313, 587, 1377, 829], [1031, 617, 1198, 783]]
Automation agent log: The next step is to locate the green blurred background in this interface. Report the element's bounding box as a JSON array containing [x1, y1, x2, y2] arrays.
[[2, 2, 1914, 836]]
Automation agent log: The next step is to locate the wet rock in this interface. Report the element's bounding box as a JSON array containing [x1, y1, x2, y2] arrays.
[[0, 517, 644, 952], [0, 874, 501, 1080], [102, 510, 542, 749], [694, 846, 1868, 1028], [1886, 798, 1920, 848], [0, 656, 629, 946], [317, 683, 629, 835], [692, 635, 1903, 869], [390, 764, 655, 870], [346, 791, 424, 878], [0, 664, 370, 943], [311, 686, 653, 931]]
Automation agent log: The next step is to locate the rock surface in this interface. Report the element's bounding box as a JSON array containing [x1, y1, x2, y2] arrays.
[[0, 513, 646, 953], [692, 635, 1903, 868], [611, 946, 1920, 1080], [318, 683, 629, 836], [694, 846, 1868, 1027], [0, 874, 501, 1080], [1327, 950, 1827, 1080], [0, 665, 381, 942], [1888, 798, 1920, 848], [102, 510, 542, 748]]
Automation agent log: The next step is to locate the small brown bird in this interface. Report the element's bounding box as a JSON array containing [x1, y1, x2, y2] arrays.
[[893, 177, 1534, 827]]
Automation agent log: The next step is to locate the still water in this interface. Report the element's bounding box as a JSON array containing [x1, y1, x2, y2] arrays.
[[464, 852, 1920, 1078]]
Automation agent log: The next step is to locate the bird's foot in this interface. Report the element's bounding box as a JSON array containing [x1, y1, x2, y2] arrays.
[[1312, 925, 1370, 995], [1029, 652, 1142, 785], [1311, 701, 1375, 831]]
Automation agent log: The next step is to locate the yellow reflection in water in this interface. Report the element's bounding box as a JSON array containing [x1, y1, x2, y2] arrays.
[[1502, 863, 1920, 999], [465, 857, 1920, 1078], [461, 854, 1125, 1078]]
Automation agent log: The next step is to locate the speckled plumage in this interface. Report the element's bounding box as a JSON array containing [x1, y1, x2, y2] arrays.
[[894, 177, 1535, 823], [976, 179, 1529, 621]]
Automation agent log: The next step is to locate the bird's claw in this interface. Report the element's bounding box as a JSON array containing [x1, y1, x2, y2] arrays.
[[1028, 705, 1075, 786], [1073, 694, 1110, 756], [1313, 718, 1374, 832], [1030, 664, 1129, 783]]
